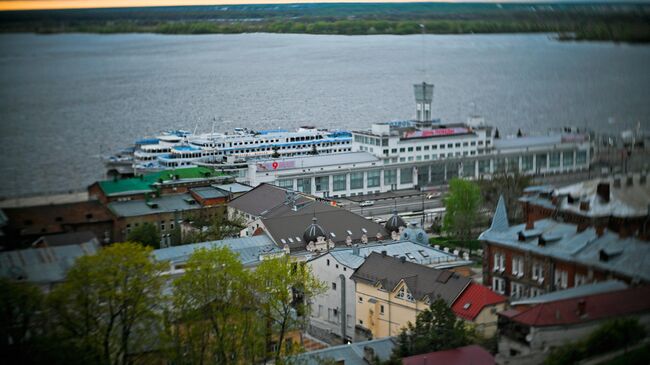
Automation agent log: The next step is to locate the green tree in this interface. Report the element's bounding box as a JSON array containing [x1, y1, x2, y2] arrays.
[[48, 242, 165, 365], [386, 298, 473, 364], [127, 222, 161, 248], [166, 246, 263, 365], [182, 209, 245, 244], [478, 172, 531, 223], [254, 256, 326, 363], [443, 178, 483, 247], [0, 279, 43, 362]]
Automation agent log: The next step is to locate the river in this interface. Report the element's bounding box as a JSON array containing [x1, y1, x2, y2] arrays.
[[1, 33, 649, 197]]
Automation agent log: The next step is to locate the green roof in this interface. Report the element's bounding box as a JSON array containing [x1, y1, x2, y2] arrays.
[[98, 167, 227, 196]]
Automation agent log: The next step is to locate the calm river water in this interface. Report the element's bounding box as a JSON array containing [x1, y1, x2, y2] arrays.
[[1, 33, 649, 197]]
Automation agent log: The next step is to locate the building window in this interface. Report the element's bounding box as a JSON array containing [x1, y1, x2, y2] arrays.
[[326, 259, 330, 266], [399, 148, 405, 153], [549, 152, 561, 168], [532, 262, 544, 283], [492, 277, 506, 294], [493, 252, 506, 272], [396, 286, 414, 301], [407, 147, 414, 152], [424, 145, 430, 151], [170, 220, 175, 230], [511, 282, 524, 299], [478, 160, 490, 174], [536, 153, 548, 170], [160, 221, 165, 231], [555, 269, 568, 289], [575, 273, 587, 287], [367, 170, 380, 188], [332, 282, 337, 290], [512, 256, 524, 278], [530, 287, 545, 298], [297, 178, 311, 194], [416, 146, 421, 151], [380, 305, 385, 315], [576, 150, 587, 165], [358, 296, 363, 303], [350, 172, 364, 190], [400, 167, 413, 184], [384, 169, 397, 185], [278, 179, 293, 189], [333, 174, 347, 192], [563, 151, 574, 167], [522, 155, 534, 171], [315, 176, 329, 192]]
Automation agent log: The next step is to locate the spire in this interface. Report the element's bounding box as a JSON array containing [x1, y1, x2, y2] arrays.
[[490, 195, 510, 232]]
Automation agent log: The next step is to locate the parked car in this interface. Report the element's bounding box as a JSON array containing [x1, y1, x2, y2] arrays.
[[359, 200, 375, 207]]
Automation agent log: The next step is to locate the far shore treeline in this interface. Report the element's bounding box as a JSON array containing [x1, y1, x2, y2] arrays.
[[1, 2, 649, 43]]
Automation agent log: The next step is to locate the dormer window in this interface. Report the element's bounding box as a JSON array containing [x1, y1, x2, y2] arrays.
[[396, 286, 414, 302]]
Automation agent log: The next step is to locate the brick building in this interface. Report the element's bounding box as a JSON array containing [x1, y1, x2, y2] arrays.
[[107, 192, 225, 244], [480, 196, 650, 300], [520, 174, 650, 239], [1, 201, 113, 249]]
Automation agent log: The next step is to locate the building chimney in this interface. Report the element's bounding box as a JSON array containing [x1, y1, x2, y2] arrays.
[[400, 256, 407, 263], [577, 222, 589, 233], [577, 299, 587, 316], [613, 176, 621, 188], [526, 217, 535, 230], [641, 174, 647, 185], [596, 183, 610, 203], [381, 250, 387, 257], [626, 175, 634, 187], [579, 198, 590, 212]]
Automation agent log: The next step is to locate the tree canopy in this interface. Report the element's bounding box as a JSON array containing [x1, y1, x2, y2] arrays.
[[385, 298, 473, 364], [127, 222, 161, 248], [443, 178, 483, 243]]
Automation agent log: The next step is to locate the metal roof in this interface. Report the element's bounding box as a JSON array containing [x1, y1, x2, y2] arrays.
[[489, 195, 510, 232], [212, 183, 252, 194], [503, 286, 650, 327], [451, 283, 507, 321], [228, 183, 295, 217], [350, 252, 471, 305], [0, 241, 100, 284], [152, 235, 282, 267], [403, 345, 494, 365], [479, 218, 650, 282], [322, 240, 470, 270], [190, 187, 228, 200], [97, 167, 225, 196], [107, 193, 203, 217], [292, 337, 395, 365], [510, 280, 628, 307]]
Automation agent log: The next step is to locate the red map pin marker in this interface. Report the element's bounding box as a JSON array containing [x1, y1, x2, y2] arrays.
[[272, 161, 279, 169]]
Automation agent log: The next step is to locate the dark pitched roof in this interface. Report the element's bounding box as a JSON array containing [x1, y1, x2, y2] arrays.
[[33, 231, 98, 247], [451, 282, 507, 321], [350, 252, 471, 305], [262, 201, 387, 251], [227, 183, 292, 217], [501, 286, 650, 327], [402, 345, 494, 365]]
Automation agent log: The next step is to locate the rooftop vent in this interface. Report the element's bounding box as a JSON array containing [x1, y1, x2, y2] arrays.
[[146, 202, 159, 209]]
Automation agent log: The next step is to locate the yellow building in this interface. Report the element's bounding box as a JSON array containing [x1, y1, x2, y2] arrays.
[[351, 252, 472, 338]]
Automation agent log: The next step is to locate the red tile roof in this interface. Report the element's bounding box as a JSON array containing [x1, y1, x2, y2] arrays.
[[402, 345, 494, 365], [451, 283, 507, 321], [504, 286, 650, 327]]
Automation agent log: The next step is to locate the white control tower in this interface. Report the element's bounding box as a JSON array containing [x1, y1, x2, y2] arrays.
[[414, 82, 434, 123]]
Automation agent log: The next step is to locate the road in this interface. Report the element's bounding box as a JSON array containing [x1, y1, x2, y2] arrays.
[[335, 193, 445, 224]]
